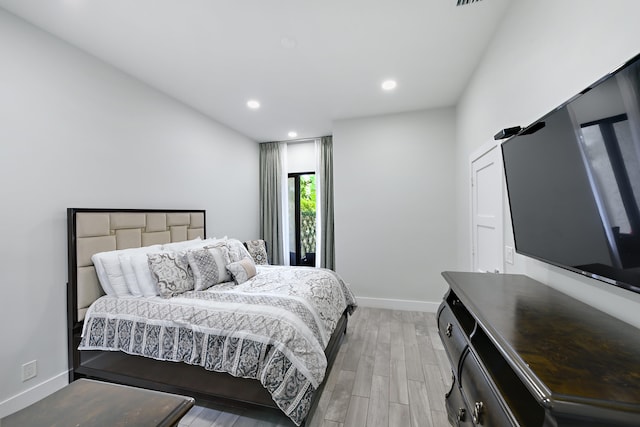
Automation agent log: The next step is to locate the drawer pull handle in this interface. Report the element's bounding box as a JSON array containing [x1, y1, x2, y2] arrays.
[[473, 401, 484, 424], [457, 407, 466, 422], [445, 323, 453, 337]]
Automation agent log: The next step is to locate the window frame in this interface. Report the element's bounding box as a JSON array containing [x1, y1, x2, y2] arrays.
[[288, 171, 315, 266]]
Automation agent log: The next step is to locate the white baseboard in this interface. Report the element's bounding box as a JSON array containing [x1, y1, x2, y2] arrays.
[[0, 371, 69, 419], [356, 296, 440, 313]]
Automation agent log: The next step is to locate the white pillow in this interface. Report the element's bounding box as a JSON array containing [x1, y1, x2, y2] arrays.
[[91, 240, 215, 298], [118, 254, 141, 296], [91, 253, 116, 296], [162, 237, 203, 252], [131, 249, 167, 297], [117, 245, 163, 297], [99, 254, 131, 297]]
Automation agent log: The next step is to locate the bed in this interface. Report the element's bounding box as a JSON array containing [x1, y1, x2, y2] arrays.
[[66, 208, 356, 426]]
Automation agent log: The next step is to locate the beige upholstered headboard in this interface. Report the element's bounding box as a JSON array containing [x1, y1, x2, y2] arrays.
[[67, 209, 205, 324]]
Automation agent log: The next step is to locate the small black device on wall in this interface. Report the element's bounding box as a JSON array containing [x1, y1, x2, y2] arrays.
[[494, 126, 522, 140], [456, 0, 482, 5]]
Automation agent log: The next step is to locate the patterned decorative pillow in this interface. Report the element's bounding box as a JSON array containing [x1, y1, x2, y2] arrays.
[[225, 238, 253, 263], [226, 258, 257, 285], [186, 245, 231, 290], [244, 239, 269, 265], [147, 251, 194, 298]]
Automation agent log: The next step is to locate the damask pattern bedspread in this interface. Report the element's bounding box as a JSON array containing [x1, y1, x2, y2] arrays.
[[80, 265, 357, 425]]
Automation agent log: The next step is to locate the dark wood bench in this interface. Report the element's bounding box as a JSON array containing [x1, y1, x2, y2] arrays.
[[2, 379, 194, 427]]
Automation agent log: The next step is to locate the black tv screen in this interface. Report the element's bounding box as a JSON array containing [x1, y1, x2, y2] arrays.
[[502, 53, 640, 294]]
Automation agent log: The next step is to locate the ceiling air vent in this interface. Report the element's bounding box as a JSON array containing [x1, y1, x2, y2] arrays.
[[457, 0, 482, 5]]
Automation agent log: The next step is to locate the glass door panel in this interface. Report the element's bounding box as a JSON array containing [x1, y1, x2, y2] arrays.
[[288, 173, 316, 266]]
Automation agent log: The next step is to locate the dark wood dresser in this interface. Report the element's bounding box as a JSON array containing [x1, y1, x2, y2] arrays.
[[438, 271, 640, 426]]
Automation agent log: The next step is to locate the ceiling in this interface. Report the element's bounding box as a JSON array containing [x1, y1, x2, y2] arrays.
[[0, 0, 512, 142]]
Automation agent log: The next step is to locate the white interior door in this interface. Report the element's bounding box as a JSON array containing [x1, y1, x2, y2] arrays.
[[471, 143, 503, 273]]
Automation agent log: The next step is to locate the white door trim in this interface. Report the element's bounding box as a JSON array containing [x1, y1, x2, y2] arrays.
[[469, 141, 504, 272]]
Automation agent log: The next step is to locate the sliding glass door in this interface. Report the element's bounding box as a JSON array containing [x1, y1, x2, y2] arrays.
[[288, 173, 316, 266]]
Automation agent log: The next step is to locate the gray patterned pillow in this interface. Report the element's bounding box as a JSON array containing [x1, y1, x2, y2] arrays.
[[147, 251, 194, 298], [244, 239, 269, 265], [186, 245, 231, 290], [226, 238, 253, 263], [226, 258, 257, 285]]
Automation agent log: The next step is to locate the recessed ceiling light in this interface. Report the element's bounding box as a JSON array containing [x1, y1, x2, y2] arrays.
[[288, 131, 298, 138], [247, 99, 260, 109], [381, 80, 397, 91]]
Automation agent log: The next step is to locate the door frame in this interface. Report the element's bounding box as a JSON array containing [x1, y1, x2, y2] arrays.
[[288, 171, 316, 266], [469, 141, 505, 272]]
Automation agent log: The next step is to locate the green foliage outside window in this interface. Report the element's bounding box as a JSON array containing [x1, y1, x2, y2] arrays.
[[300, 175, 316, 255], [300, 175, 316, 214]]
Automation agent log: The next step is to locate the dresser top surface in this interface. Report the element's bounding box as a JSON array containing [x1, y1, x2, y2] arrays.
[[442, 271, 640, 408]]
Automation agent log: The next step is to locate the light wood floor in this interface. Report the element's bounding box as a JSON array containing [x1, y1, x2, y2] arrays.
[[178, 307, 452, 427]]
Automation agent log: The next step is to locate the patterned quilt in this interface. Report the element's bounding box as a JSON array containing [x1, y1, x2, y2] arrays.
[[80, 265, 357, 425]]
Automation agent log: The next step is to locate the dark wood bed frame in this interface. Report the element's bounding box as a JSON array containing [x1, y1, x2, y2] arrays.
[[66, 208, 348, 425]]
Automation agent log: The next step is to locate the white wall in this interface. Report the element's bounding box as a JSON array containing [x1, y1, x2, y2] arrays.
[[0, 9, 259, 415], [456, 0, 640, 326], [287, 141, 316, 173], [334, 109, 457, 311]]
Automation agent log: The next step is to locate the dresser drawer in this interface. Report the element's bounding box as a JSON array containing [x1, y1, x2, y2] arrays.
[[446, 375, 475, 427], [459, 349, 514, 426], [438, 303, 469, 371]]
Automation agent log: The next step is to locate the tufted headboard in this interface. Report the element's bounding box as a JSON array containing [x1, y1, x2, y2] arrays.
[[66, 208, 206, 328]]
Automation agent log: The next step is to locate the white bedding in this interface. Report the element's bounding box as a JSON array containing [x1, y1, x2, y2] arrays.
[[80, 265, 357, 425]]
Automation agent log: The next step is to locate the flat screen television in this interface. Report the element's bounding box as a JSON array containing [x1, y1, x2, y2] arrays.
[[502, 53, 640, 294]]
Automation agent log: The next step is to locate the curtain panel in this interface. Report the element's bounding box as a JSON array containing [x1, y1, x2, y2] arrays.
[[316, 136, 335, 270], [259, 142, 287, 265]]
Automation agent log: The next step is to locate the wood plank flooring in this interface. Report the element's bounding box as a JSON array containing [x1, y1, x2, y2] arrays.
[[178, 307, 451, 427]]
